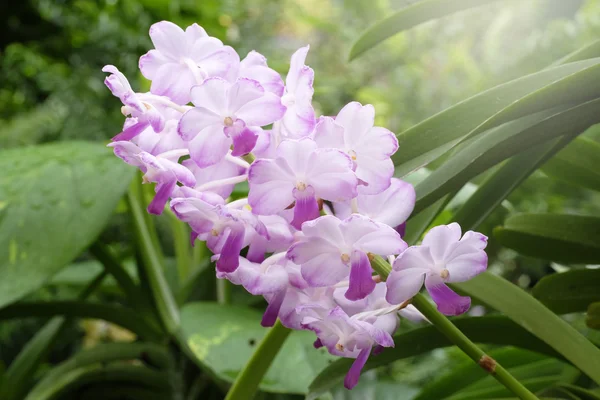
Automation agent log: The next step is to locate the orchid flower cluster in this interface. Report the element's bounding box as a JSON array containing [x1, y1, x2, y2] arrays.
[[104, 21, 489, 389]]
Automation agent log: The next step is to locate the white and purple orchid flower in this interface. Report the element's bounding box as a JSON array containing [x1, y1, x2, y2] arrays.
[[178, 77, 285, 167], [287, 215, 406, 300], [103, 20, 489, 391], [139, 21, 239, 104], [248, 138, 358, 229], [313, 102, 398, 194], [386, 223, 488, 316]]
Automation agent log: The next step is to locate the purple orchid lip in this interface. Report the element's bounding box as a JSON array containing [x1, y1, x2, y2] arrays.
[[103, 21, 490, 392]]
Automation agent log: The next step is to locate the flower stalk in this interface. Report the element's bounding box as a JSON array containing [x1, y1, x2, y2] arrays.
[[369, 254, 539, 400]]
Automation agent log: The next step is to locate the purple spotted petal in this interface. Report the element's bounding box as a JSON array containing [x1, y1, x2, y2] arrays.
[[345, 250, 376, 301]]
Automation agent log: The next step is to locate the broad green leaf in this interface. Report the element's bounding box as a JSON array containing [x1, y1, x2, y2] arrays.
[[0, 141, 133, 309], [393, 58, 600, 177], [180, 302, 336, 394], [413, 98, 600, 214], [308, 315, 563, 398], [587, 303, 600, 331], [414, 348, 547, 400], [542, 137, 600, 192], [453, 273, 600, 385], [532, 270, 600, 314], [494, 214, 600, 264], [349, 0, 502, 61]]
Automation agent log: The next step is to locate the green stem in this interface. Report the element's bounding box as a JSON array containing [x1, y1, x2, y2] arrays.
[[369, 254, 539, 400], [217, 278, 232, 305], [166, 208, 193, 284], [89, 242, 146, 310], [224, 320, 291, 400], [127, 182, 180, 335]]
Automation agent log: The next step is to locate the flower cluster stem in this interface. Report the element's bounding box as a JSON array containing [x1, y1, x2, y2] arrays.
[[369, 254, 539, 400]]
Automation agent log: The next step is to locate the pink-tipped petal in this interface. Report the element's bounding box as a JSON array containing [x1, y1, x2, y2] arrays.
[[291, 186, 320, 230], [147, 180, 176, 215], [425, 276, 471, 316], [216, 224, 245, 273], [230, 126, 258, 156], [261, 289, 286, 327], [112, 120, 148, 142], [344, 347, 372, 390]]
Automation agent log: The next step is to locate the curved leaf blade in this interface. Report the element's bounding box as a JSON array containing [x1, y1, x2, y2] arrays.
[[542, 136, 600, 192], [413, 98, 600, 214], [0, 141, 134, 309], [414, 348, 548, 400], [494, 214, 600, 264], [453, 272, 600, 385], [553, 38, 600, 66], [452, 136, 572, 231], [532, 269, 600, 314], [308, 315, 564, 398], [349, 0, 502, 61], [393, 58, 600, 176]]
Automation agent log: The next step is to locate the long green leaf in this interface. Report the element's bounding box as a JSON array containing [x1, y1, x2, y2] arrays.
[[555, 384, 600, 400], [453, 273, 600, 385], [415, 348, 548, 400], [393, 58, 600, 176], [25, 342, 169, 399], [0, 301, 162, 340], [542, 136, 600, 192], [553, 39, 600, 66], [449, 376, 563, 400], [532, 270, 600, 314], [349, 0, 502, 61], [453, 359, 576, 399], [25, 365, 170, 400], [452, 137, 568, 231], [0, 272, 107, 400], [494, 214, 600, 264], [413, 98, 600, 214], [308, 315, 563, 398]]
